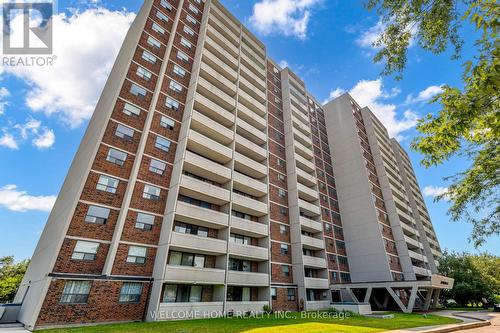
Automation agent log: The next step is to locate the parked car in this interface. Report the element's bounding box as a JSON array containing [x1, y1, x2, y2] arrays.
[[494, 304, 500, 312]]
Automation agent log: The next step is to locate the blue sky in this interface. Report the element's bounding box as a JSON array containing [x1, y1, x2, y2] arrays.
[[0, 0, 498, 261]]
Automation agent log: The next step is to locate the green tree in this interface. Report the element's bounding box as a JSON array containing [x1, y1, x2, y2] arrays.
[[365, 0, 499, 247], [438, 251, 499, 306], [0, 256, 29, 303]]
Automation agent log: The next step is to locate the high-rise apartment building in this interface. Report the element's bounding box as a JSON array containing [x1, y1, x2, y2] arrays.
[[11, 0, 451, 329]]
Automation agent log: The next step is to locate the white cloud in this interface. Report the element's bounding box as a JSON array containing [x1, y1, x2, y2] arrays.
[[278, 60, 289, 69], [423, 186, 450, 200], [1, 8, 135, 127], [0, 133, 19, 150], [324, 79, 418, 139], [249, 0, 322, 39], [356, 20, 386, 49], [0, 88, 9, 115], [0, 184, 56, 212], [406, 85, 444, 104], [323, 88, 346, 103], [33, 128, 55, 149]]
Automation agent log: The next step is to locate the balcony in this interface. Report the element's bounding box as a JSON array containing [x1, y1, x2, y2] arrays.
[[296, 168, 317, 187], [303, 256, 327, 269], [203, 38, 238, 72], [184, 151, 231, 184], [231, 216, 268, 238], [242, 31, 266, 58], [306, 301, 332, 311], [239, 89, 266, 117], [240, 50, 266, 79], [190, 110, 234, 145], [235, 134, 267, 162], [234, 152, 267, 179], [227, 271, 269, 286], [233, 171, 267, 197], [297, 183, 319, 202], [408, 249, 428, 263], [413, 265, 431, 277], [239, 64, 266, 92], [300, 216, 323, 233], [237, 103, 266, 131], [229, 243, 268, 261], [292, 116, 310, 136], [187, 129, 232, 164], [179, 174, 230, 205], [299, 198, 321, 216], [301, 235, 325, 250], [197, 76, 236, 112], [236, 118, 266, 145], [292, 104, 309, 125], [225, 301, 268, 314], [293, 128, 313, 147], [305, 277, 330, 289], [241, 42, 266, 69], [175, 200, 228, 229], [295, 154, 315, 173], [210, 3, 240, 36], [165, 265, 225, 285], [199, 61, 237, 97], [295, 141, 314, 160], [404, 235, 422, 250], [239, 75, 266, 103], [194, 93, 235, 127], [232, 192, 268, 217], [206, 23, 238, 58], [170, 232, 227, 255], [208, 13, 239, 46], [400, 221, 418, 237]]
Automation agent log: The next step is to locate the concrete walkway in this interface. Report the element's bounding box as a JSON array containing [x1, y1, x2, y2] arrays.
[[0, 324, 29, 333], [387, 311, 496, 333]]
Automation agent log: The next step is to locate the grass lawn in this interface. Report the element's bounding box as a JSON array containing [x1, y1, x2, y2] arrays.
[[39, 312, 462, 333]]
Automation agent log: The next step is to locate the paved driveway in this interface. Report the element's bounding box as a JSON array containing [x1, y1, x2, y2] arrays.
[[454, 311, 500, 332]]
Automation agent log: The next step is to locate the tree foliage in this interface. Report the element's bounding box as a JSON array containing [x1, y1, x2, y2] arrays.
[[438, 251, 500, 306], [365, 0, 499, 246], [0, 256, 29, 303]]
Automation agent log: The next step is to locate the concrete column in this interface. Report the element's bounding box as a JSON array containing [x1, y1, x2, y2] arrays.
[[407, 286, 418, 313], [431, 289, 441, 309], [364, 287, 373, 303], [423, 289, 433, 311]]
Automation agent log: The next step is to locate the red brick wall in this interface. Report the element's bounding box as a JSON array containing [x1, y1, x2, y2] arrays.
[[66, 202, 118, 241], [111, 244, 156, 277], [53, 239, 108, 275], [272, 287, 298, 311]]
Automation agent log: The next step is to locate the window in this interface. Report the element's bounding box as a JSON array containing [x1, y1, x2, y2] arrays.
[[135, 213, 155, 230], [156, 10, 168, 22], [127, 246, 147, 264], [324, 223, 332, 232], [229, 258, 251, 272], [160, 115, 175, 130], [169, 80, 182, 93], [130, 83, 147, 99], [183, 25, 194, 36], [165, 97, 180, 110], [174, 222, 209, 237], [169, 251, 205, 268], [152, 22, 165, 35], [340, 272, 351, 283], [338, 256, 349, 266], [188, 3, 199, 14], [149, 158, 166, 175], [287, 288, 295, 301], [163, 285, 203, 303], [230, 233, 251, 245], [106, 148, 127, 166], [227, 286, 250, 302], [72, 241, 99, 261], [331, 271, 338, 281], [279, 206, 287, 216], [177, 50, 189, 62], [279, 224, 288, 235], [280, 243, 289, 255], [85, 205, 110, 225], [60, 281, 91, 304], [115, 124, 134, 141], [147, 36, 161, 49], [136, 66, 152, 81], [173, 64, 186, 77], [142, 50, 156, 64], [123, 103, 141, 117], [119, 283, 142, 303], [277, 158, 285, 167], [155, 136, 171, 152], [281, 265, 290, 277], [180, 37, 192, 49], [278, 173, 285, 181], [278, 189, 286, 198], [160, 0, 173, 11], [143, 184, 161, 200], [271, 287, 277, 300], [186, 15, 197, 25], [96, 175, 119, 194]]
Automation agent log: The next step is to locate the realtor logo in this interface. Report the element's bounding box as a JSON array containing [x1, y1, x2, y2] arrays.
[[2, 2, 53, 54]]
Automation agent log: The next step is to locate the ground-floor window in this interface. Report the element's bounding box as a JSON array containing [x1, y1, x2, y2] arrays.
[[60, 280, 92, 304], [119, 283, 143, 303], [227, 286, 251, 302], [163, 284, 203, 303]]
